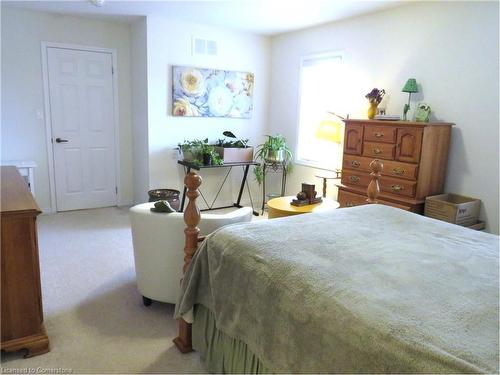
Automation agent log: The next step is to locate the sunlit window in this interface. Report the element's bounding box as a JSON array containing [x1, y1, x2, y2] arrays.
[[296, 53, 345, 170]]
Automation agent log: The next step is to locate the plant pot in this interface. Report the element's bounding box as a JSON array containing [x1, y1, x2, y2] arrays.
[[147, 189, 180, 211], [265, 149, 285, 163], [181, 149, 199, 162], [367, 102, 378, 119], [214, 146, 254, 163], [203, 153, 212, 166]]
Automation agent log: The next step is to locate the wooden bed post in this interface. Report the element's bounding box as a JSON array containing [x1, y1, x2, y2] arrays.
[[366, 159, 383, 204], [173, 171, 202, 354]]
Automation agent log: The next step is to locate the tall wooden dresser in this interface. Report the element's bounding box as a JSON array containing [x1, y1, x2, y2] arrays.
[[338, 119, 453, 213], [1, 166, 49, 357]]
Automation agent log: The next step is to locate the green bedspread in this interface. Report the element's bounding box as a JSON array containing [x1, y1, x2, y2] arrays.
[[175, 204, 499, 373]]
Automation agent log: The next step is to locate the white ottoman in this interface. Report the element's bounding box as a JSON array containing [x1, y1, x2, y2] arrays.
[[130, 203, 253, 305]]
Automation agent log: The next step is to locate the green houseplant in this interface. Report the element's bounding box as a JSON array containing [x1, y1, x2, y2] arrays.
[[201, 144, 223, 166], [216, 131, 249, 148], [215, 131, 253, 163], [254, 134, 293, 184], [178, 138, 206, 164], [178, 138, 222, 166]]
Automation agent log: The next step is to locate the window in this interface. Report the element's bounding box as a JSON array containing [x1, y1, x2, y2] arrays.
[[296, 52, 345, 170]]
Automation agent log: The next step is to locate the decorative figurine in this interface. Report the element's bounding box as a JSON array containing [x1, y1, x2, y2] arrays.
[[291, 183, 323, 206], [415, 103, 431, 122]]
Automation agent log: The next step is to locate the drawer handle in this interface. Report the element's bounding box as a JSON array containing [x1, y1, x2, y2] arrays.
[[351, 160, 360, 168], [372, 148, 382, 155], [374, 132, 384, 138], [391, 184, 404, 192], [346, 201, 354, 207], [392, 167, 406, 175], [349, 176, 360, 183]]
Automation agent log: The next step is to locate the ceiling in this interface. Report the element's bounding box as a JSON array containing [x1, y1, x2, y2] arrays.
[[2, 0, 406, 35]]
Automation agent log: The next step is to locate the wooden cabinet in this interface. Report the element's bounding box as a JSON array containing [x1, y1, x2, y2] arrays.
[[344, 123, 364, 155], [395, 127, 423, 163], [1, 167, 49, 357], [339, 119, 453, 213]]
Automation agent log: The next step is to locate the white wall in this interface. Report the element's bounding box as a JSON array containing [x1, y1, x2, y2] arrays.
[[130, 17, 150, 204], [269, 1, 499, 233], [1, 7, 134, 211], [145, 16, 270, 208]]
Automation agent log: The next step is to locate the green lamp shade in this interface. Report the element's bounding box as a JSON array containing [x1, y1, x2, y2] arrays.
[[402, 78, 418, 93]]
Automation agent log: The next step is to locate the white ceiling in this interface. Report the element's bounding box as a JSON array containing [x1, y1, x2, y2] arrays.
[[2, 0, 406, 35]]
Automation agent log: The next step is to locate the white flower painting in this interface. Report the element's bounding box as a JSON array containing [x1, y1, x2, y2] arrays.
[[172, 66, 254, 118]]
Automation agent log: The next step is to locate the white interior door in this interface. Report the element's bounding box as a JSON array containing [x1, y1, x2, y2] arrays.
[[47, 47, 117, 211]]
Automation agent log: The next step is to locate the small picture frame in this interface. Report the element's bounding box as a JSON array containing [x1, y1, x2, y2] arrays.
[[415, 103, 431, 122]]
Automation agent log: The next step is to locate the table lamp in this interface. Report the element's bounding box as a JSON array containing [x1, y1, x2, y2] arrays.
[[315, 119, 342, 197], [315, 119, 342, 143], [402, 78, 418, 121]]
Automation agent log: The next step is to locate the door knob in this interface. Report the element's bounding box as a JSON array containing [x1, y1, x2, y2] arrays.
[[55, 138, 69, 143]]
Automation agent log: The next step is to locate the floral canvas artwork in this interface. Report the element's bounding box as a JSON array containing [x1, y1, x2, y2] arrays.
[[172, 66, 254, 118]]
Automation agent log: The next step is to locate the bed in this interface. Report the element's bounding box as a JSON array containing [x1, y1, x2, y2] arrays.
[[173, 161, 499, 373]]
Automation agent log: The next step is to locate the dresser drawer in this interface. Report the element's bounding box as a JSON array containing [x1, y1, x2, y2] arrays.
[[338, 189, 412, 211], [343, 155, 418, 181], [342, 171, 417, 197], [338, 190, 368, 208], [343, 155, 371, 171], [341, 170, 371, 187], [362, 142, 395, 160], [363, 125, 397, 143], [382, 159, 419, 180], [380, 177, 417, 197]]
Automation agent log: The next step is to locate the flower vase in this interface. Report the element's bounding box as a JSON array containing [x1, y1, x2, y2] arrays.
[[367, 102, 378, 119]]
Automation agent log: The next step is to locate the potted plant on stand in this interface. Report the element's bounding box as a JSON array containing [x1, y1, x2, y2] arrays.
[[253, 134, 293, 184]]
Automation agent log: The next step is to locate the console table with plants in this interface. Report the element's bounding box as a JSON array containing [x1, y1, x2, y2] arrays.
[[177, 132, 293, 217], [178, 160, 259, 216], [177, 131, 259, 216]]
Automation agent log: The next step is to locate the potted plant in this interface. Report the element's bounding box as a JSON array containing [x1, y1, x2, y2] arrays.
[[253, 134, 293, 184], [201, 144, 223, 166], [178, 138, 207, 162], [365, 88, 385, 119], [215, 131, 253, 163]]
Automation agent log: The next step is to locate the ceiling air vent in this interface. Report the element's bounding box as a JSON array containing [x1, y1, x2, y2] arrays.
[[192, 37, 218, 56]]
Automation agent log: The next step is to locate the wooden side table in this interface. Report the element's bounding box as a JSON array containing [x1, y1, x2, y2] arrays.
[[267, 196, 339, 219]]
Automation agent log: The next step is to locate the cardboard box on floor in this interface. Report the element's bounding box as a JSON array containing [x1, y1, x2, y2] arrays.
[[424, 193, 481, 227]]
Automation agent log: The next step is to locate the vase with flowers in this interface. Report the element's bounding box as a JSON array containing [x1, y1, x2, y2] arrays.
[[365, 88, 386, 119]]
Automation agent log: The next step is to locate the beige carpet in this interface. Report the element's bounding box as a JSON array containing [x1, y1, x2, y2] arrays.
[[1, 207, 213, 374]]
